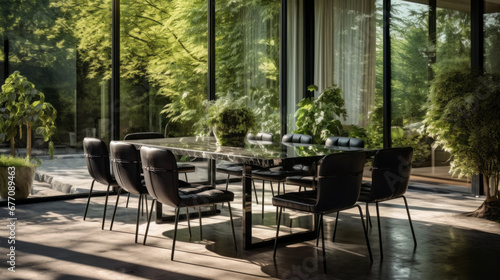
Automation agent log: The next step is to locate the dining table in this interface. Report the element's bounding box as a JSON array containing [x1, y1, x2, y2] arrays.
[[125, 136, 373, 250]]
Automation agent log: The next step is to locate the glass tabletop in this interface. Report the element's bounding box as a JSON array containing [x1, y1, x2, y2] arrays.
[[125, 136, 371, 168]]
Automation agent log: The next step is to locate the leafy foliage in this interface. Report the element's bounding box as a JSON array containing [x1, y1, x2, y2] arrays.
[[294, 84, 347, 144], [0, 71, 57, 158], [425, 68, 500, 201], [203, 95, 256, 146]]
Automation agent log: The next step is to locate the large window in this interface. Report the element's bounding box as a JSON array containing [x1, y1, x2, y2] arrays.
[[119, 0, 208, 139], [286, 0, 381, 146], [391, 0, 471, 180], [216, 0, 281, 137], [485, 0, 500, 74]]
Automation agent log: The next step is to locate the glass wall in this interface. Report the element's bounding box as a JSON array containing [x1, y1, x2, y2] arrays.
[[391, 0, 471, 180], [0, 1, 115, 149], [119, 0, 208, 139], [485, 0, 500, 74], [216, 0, 281, 138], [286, 0, 381, 147]]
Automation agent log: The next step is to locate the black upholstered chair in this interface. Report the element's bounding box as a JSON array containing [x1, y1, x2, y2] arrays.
[[109, 141, 151, 243], [83, 137, 120, 230], [124, 132, 195, 182], [216, 132, 274, 204], [140, 146, 237, 260], [357, 147, 416, 258], [272, 152, 372, 273], [251, 133, 314, 218], [286, 136, 365, 190]]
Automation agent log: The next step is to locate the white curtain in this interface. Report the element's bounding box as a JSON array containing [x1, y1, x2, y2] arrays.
[[314, 0, 376, 126], [287, 0, 304, 132]]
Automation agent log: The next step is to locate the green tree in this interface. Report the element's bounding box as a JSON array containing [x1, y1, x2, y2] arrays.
[[426, 69, 500, 219]]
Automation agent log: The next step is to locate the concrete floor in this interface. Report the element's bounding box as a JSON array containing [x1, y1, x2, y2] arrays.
[[2, 178, 500, 280]]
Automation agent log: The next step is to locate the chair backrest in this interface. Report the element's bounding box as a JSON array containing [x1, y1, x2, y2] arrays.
[[140, 146, 181, 207], [110, 141, 145, 195], [282, 133, 313, 144], [316, 152, 366, 212], [247, 132, 274, 144], [369, 147, 413, 201], [124, 132, 164, 140], [325, 136, 365, 148], [83, 137, 114, 185]]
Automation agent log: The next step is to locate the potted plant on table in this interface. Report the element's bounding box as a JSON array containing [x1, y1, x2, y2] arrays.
[[0, 71, 57, 199], [201, 95, 256, 147]]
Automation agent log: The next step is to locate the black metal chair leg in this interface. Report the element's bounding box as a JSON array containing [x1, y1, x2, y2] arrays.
[[262, 181, 265, 220], [332, 211, 339, 242], [253, 180, 259, 204], [319, 214, 327, 274], [186, 208, 192, 237], [171, 207, 180, 261], [126, 193, 130, 208], [403, 195, 417, 249], [135, 194, 142, 243], [110, 188, 122, 231], [356, 204, 373, 263], [366, 202, 372, 228], [184, 172, 188, 182], [316, 213, 322, 247], [227, 202, 237, 251], [222, 175, 230, 208], [101, 183, 112, 230], [270, 181, 275, 196], [273, 207, 283, 261], [199, 207, 203, 240], [143, 199, 156, 245], [376, 202, 383, 259], [83, 180, 95, 220]]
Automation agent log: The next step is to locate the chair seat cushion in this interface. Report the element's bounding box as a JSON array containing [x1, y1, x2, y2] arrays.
[[178, 182, 214, 195], [272, 190, 318, 213], [178, 163, 196, 173], [216, 163, 244, 176], [286, 176, 315, 187], [180, 189, 235, 206]]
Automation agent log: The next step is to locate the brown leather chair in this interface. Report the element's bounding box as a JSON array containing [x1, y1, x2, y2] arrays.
[[272, 151, 372, 273], [83, 137, 120, 230]]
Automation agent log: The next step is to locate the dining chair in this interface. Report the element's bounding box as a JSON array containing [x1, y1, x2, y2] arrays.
[[272, 151, 372, 273], [140, 146, 237, 260], [251, 133, 314, 219], [83, 137, 120, 230], [124, 132, 196, 182], [216, 132, 274, 204], [109, 141, 151, 243], [357, 146, 416, 259], [286, 136, 365, 191]]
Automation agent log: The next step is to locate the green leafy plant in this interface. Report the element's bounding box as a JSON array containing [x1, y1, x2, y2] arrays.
[[201, 95, 256, 147], [294, 84, 347, 144], [0, 71, 57, 159], [425, 68, 500, 219]]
